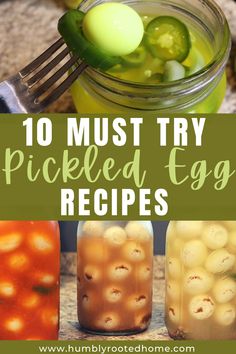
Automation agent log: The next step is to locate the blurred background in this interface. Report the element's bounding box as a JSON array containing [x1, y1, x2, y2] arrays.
[[0, 0, 236, 255]]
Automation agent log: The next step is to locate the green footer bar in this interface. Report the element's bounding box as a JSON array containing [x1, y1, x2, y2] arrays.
[[0, 340, 235, 354]]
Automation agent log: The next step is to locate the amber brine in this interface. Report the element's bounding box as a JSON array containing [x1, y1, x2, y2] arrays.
[[77, 221, 153, 335]]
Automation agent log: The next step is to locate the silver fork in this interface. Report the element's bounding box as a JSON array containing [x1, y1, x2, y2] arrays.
[[0, 38, 87, 113]]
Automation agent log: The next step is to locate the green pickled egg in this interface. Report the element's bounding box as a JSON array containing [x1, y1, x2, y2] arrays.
[[82, 3, 144, 56]]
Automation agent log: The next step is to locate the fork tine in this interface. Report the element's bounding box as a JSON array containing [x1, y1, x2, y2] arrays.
[[38, 61, 88, 109], [26, 47, 70, 88], [33, 55, 80, 99], [20, 38, 65, 78]]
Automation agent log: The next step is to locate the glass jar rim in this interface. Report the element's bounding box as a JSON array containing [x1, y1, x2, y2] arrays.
[[80, 0, 231, 92]]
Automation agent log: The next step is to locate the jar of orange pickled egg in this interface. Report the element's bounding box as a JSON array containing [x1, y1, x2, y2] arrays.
[[165, 221, 236, 340], [77, 221, 153, 335], [0, 221, 60, 340]]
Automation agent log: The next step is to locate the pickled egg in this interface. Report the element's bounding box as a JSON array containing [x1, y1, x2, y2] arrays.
[[214, 303, 236, 326], [34, 272, 57, 286], [41, 307, 59, 327], [189, 295, 215, 320], [168, 305, 180, 324], [122, 241, 145, 262], [202, 223, 228, 250], [81, 292, 97, 311], [83, 264, 101, 282], [176, 221, 204, 239], [21, 292, 41, 309], [82, 3, 144, 56], [126, 294, 148, 310], [0, 280, 16, 298], [0, 233, 22, 253], [181, 240, 208, 268], [205, 249, 235, 274], [134, 312, 151, 329], [137, 264, 152, 281], [223, 221, 236, 231], [213, 277, 236, 303], [28, 233, 54, 254], [166, 281, 180, 300], [108, 262, 132, 281], [5, 317, 24, 333], [183, 267, 214, 295], [104, 286, 123, 303], [167, 258, 181, 279], [173, 238, 185, 255], [103, 226, 127, 246], [95, 312, 120, 330], [8, 252, 30, 272], [228, 231, 236, 252], [81, 239, 107, 263], [82, 221, 104, 237], [125, 221, 151, 242]]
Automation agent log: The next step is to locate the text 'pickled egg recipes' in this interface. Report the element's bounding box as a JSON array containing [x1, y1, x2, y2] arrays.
[[1, 115, 234, 219]]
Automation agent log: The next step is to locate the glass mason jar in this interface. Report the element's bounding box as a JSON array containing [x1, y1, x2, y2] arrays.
[[165, 221, 236, 340], [71, 0, 231, 113], [0, 221, 60, 340], [77, 220, 153, 335]]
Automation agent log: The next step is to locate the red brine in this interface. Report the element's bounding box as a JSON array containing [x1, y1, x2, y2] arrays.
[[0, 221, 60, 340]]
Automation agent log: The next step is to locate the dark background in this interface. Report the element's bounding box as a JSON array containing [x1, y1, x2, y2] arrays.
[[59, 221, 169, 255]]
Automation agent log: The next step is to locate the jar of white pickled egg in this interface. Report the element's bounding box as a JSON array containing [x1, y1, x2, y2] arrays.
[[77, 221, 153, 335], [0, 221, 60, 340], [165, 221, 236, 340]]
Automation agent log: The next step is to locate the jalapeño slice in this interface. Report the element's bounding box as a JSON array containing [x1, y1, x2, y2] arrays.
[[58, 10, 121, 70], [144, 16, 191, 62]]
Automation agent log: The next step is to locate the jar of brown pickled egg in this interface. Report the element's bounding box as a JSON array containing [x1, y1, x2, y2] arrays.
[[77, 221, 153, 335], [0, 221, 60, 340], [165, 221, 236, 340]]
